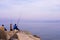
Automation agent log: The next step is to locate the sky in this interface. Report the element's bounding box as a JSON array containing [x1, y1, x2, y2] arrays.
[[0, 0, 60, 21]]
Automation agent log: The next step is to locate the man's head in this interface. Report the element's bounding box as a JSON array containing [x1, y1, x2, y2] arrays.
[[10, 24, 12, 26], [15, 24, 16, 25], [2, 24, 4, 26]]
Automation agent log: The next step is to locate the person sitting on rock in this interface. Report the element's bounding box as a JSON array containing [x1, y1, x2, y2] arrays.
[[10, 24, 13, 31], [0, 26, 7, 40], [13, 24, 19, 30], [2, 24, 7, 31]]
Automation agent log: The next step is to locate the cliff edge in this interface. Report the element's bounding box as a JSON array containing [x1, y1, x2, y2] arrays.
[[0, 26, 40, 40], [0, 30, 40, 40]]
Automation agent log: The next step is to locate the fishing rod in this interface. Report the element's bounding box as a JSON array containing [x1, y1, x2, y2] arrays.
[[16, 13, 22, 30]]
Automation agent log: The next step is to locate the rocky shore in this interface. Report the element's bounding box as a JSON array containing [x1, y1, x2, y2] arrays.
[[0, 29, 40, 40]]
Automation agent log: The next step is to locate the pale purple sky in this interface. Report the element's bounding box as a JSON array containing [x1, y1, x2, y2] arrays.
[[0, 0, 60, 20]]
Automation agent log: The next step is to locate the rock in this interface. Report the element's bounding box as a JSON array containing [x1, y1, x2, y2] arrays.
[[16, 31, 40, 40], [0, 29, 40, 40], [0, 30, 7, 40], [33, 35, 40, 38]]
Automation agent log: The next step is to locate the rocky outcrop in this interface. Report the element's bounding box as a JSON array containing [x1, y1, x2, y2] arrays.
[[0, 29, 40, 40], [17, 31, 40, 40]]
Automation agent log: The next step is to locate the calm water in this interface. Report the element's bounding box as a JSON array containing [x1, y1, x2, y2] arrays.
[[20, 22, 60, 40], [0, 22, 60, 40]]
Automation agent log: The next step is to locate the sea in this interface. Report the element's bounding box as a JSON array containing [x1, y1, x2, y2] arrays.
[[20, 22, 60, 40], [0, 21, 60, 40]]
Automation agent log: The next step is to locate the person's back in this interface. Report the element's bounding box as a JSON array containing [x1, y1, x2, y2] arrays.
[[2, 24, 7, 31], [0, 26, 4, 31], [13, 24, 19, 30]]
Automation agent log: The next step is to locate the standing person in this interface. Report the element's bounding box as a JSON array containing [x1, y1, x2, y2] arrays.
[[13, 24, 19, 30], [2, 24, 7, 31], [10, 24, 13, 31]]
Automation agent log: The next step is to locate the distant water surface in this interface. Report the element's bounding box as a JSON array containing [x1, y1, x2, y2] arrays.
[[20, 22, 60, 40]]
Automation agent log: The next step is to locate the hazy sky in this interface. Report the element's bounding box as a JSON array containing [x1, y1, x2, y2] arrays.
[[0, 0, 60, 20]]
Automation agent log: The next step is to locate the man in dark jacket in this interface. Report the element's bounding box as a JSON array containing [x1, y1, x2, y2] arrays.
[[13, 24, 19, 30]]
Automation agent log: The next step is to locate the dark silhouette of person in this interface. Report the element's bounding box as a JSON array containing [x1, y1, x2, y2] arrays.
[[10, 24, 13, 31], [2, 24, 7, 31], [13, 24, 19, 30]]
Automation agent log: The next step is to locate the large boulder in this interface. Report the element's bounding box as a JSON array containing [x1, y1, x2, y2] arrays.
[[0, 30, 7, 40]]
